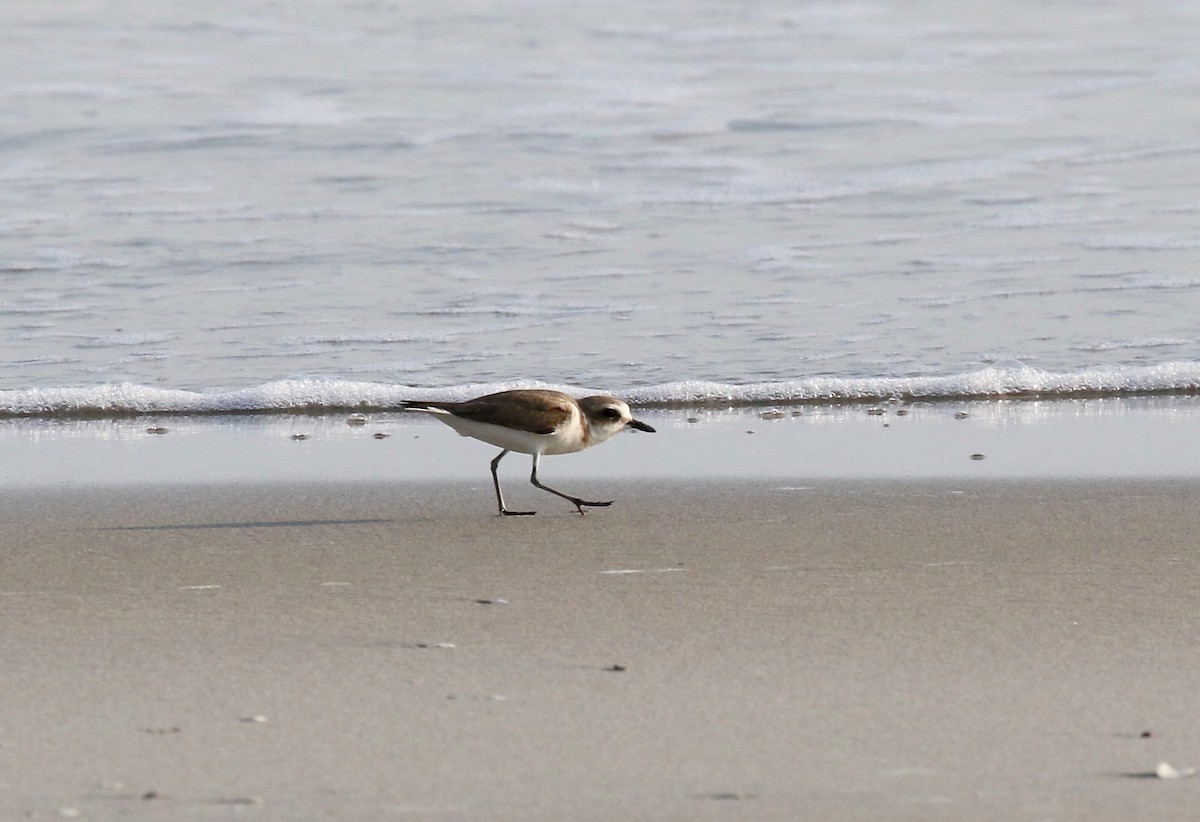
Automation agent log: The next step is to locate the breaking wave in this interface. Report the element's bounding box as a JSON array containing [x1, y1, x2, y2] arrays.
[[2, 363, 1200, 418]]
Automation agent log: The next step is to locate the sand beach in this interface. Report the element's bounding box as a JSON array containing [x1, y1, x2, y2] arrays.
[[4, 477, 1200, 820]]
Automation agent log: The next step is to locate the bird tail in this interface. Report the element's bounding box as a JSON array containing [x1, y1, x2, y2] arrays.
[[400, 400, 452, 414]]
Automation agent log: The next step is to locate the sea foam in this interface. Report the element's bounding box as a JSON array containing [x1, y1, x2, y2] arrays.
[[2, 363, 1199, 418]]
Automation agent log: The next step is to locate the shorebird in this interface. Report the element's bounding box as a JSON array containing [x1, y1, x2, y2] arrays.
[[401, 389, 655, 516]]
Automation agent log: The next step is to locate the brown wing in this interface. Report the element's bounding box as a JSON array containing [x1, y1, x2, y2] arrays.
[[445, 389, 574, 435]]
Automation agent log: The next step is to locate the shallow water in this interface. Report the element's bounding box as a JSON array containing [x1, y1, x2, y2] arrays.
[[3, 396, 1197, 488], [2, 1, 1200, 410]]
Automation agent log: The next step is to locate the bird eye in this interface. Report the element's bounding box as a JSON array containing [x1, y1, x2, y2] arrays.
[[603, 408, 620, 419]]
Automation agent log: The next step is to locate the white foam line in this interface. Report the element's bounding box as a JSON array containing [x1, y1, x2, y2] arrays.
[[5, 362, 1200, 418]]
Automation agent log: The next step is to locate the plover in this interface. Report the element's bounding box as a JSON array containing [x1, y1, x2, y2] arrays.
[[401, 389, 655, 516]]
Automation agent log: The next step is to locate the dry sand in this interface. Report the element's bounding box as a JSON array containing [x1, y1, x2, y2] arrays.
[[3, 478, 1200, 820]]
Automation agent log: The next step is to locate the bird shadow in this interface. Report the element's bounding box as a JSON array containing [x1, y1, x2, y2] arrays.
[[87, 518, 392, 532]]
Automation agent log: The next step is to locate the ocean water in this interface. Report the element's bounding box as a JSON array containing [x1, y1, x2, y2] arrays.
[[3, 0, 1200, 417]]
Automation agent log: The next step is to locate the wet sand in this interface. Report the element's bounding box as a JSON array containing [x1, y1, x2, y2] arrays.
[[3, 478, 1200, 820]]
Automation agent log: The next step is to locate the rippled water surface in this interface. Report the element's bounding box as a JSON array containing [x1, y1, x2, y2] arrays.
[[2, 1, 1200, 411]]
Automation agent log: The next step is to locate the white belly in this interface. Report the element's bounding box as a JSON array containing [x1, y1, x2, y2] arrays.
[[436, 413, 587, 455]]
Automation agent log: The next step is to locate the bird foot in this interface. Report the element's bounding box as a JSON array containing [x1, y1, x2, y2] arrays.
[[571, 499, 614, 515], [500, 509, 537, 517]]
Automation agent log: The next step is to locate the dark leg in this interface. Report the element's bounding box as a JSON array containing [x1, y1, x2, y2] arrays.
[[528, 454, 613, 515], [491, 450, 536, 516]]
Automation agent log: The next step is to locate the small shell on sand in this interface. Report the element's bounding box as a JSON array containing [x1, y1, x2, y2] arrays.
[[1156, 762, 1196, 779]]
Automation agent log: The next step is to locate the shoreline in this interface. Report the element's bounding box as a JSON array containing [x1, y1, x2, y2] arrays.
[[4, 367, 1200, 420], [4, 478, 1200, 819], [3, 395, 1200, 489]]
